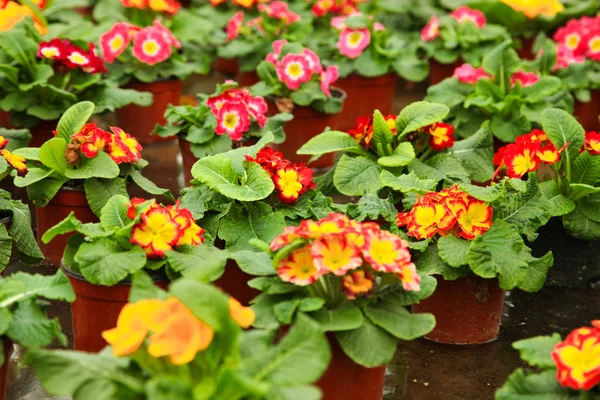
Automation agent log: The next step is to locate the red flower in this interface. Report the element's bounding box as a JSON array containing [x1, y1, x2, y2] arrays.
[[37, 39, 67, 60], [510, 70, 540, 88], [347, 116, 374, 146], [421, 15, 439, 41], [132, 25, 173, 65], [453, 63, 491, 84], [226, 11, 244, 42], [100, 22, 133, 63], [584, 131, 600, 155], [215, 101, 251, 141], [551, 323, 600, 390], [80, 129, 111, 159], [425, 122, 455, 151]]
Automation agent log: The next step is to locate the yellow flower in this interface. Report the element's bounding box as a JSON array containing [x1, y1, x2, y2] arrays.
[[501, 0, 564, 19], [130, 208, 183, 258], [1, 149, 27, 176], [228, 297, 255, 328], [0, 1, 46, 34]]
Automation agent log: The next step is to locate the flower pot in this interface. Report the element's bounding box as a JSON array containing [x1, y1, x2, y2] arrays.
[[0, 340, 13, 400], [115, 80, 183, 145], [212, 57, 239, 77], [237, 71, 260, 87], [529, 217, 600, 288], [28, 120, 58, 148], [36, 187, 97, 267], [334, 74, 397, 132], [0, 112, 12, 129], [412, 274, 505, 345], [517, 37, 536, 60], [267, 100, 339, 169], [64, 266, 169, 353], [429, 59, 462, 85], [574, 90, 600, 133], [214, 258, 260, 306], [318, 333, 386, 400]]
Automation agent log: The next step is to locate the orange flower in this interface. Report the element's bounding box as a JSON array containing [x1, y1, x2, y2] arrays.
[[397, 200, 448, 240], [454, 198, 493, 240], [228, 297, 255, 328], [101, 299, 164, 356], [170, 205, 205, 247], [551, 324, 600, 390], [148, 0, 181, 14], [80, 129, 111, 159], [277, 246, 321, 286], [0, 1, 46, 34], [0, 136, 8, 150], [397, 263, 421, 291], [1, 149, 27, 176], [361, 229, 413, 273], [130, 207, 183, 257], [425, 122, 455, 151], [110, 126, 142, 162], [342, 270, 374, 299], [311, 235, 362, 276]]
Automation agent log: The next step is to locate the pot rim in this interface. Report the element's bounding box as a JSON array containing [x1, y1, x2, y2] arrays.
[[60, 262, 168, 285]]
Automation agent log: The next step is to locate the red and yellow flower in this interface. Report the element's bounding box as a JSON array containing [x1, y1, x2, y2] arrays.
[[454, 198, 493, 240], [424, 122, 455, 151], [277, 246, 321, 286], [361, 229, 412, 273], [311, 235, 362, 276], [120, 0, 181, 14], [1, 149, 27, 176], [170, 204, 205, 247], [342, 270, 374, 299], [584, 131, 600, 155], [551, 322, 600, 390], [397, 263, 421, 291], [228, 297, 255, 328], [110, 127, 142, 162], [0, 136, 7, 150], [131, 207, 183, 257]]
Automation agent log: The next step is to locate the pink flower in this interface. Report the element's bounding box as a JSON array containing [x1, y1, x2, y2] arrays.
[[421, 15, 439, 41], [331, 15, 347, 30], [337, 27, 370, 59], [373, 22, 385, 31], [301, 48, 323, 74], [258, 1, 300, 24], [152, 20, 181, 49], [450, 6, 486, 28], [554, 44, 586, 70], [453, 63, 491, 84], [278, 53, 312, 90], [247, 96, 268, 127], [511, 70, 540, 88], [132, 26, 172, 65], [398, 263, 421, 291], [320, 65, 339, 97], [266, 39, 288, 66], [100, 22, 134, 63], [226, 11, 244, 42], [215, 101, 251, 141], [586, 31, 600, 61]]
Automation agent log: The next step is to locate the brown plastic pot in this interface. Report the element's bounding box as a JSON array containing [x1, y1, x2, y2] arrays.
[[0, 112, 12, 129], [64, 266, 169, 353], [213, 57, 239, 77], [334, 74, 397, 132], [517, 37, 536, 60], [429, 59, 462, 85], [267, 99, 340, 169], [574, 90, 600, 133], [28, 120, 58, 148], [115, 80, 183, 145], [36, 187, 97, 267], [214, 258, 260, 306], [412, 274, 505, 344], [237, 71, 260, 87], [0, 340, 12, 400], [318, 333, 386, 400]]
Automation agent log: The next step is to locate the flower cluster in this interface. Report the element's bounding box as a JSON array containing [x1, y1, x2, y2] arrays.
[[265, 40, 339, 95], [120, 0, 181, 14], [551, 320, 600, 391], [347, 114, 396, 147], [100, 21, 181, 65], [397, 185, 493, 240], [0, 136, 27, 176], [493, 129, 562, 179], [331, 13, 384, 59], [67, 123, 142, 165], [500, 0, 564, 19], [246, 147, 316, 204], [37, 39, 106, 74], [454, 63, 540, 87], [206, 85, 268, 141], [553, 16, 600, 69], [129, 199, 205, 258], [421, 6, 486, 42], [209, 0, 266, 8], [271, 213, 420, 294], [102, 296, 254, 365], [585, 131, 600, 155], [0, 1, 46, 34], [311, 0, 362, 17], [225, 2, 299, 42]]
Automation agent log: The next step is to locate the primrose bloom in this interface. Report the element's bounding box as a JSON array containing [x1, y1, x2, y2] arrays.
[[80, 129, 111, 159], [421, 15, 439, 41], [1, 146, 27, 176], [424, 122, 455, 151], [584, 132, 600, 155], [258, 1, 300, 24], [148, 0, 181, 14], [132, 26, 172, 65], [37, 39, 67, 60], [501, 0, 564, 19], [209, 85, 268, 140], [454, 198, 493, 240], [398, 263, 421, 291], [453, 64, 491, 84], [551, 322, 600, 390], [131, 207, 183, 257], [215, 101, 251, 141], [342, 270, 374, 300], [170, 204, 205, 246], [226, 11, 244, 41], [311, 235, 363, 276], [110, 127, 142, 162], [337, 27, 371, 59], [0, 1, 46, 34], [361, 229, 413, 273], [245, 147, 284, 177], [100, 22, 135, 63], [228, 297, 255, 328], [277, 246, 321, 286], [510, 70, 540, 88], [278, 53, 312, 90], [450, 6, 486, 28]]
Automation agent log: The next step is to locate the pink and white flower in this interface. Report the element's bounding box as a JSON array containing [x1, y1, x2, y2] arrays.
[[301, 48, 323, 74], [258, 1, 300, 24], [421, 15, 440, 41], [247, 96, 268, 127], [278, 53, 312, 90], [226, 11, 244, 42], [215, 101, 251, 141], [100, 22, 133, 63], [453, 63, 491, 84], [320, 65, 339, 97], [586, 31, 600, 61], [152, 20, 181, 49], [510, 70, 540, 88], [450, 6, 486, 28], [337, 27, 370, 59], [132, 26, 172, 65], [266, 39, 288, 66]]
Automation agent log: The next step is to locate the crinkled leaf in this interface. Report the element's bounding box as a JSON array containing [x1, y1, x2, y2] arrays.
[[55, 101, 95, 142], [437, 235, 470, 267], [297, 131, 363, 156], [378, 142, 415, 167], [65, 151, 120, 180], [364, 303, 435, 340], [541, 108, 585, 177], [84, 177, 128, 216], [395, 101, 449, 136], [333, 155, 383, 196], [165, 245, 228, 281], [495, 370, 576, 400], [380, 170, 438, 194], [513, 334, 562, 369], [450, 121, 495, 183]]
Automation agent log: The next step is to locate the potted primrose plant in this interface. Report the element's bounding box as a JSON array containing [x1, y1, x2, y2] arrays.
[[11, 102, 170, 267], [154, 81, 292, 184], [41, 194, 211, 352], [426, 40, 574, 144], [98, 18, 205, 144], [492, 108, 600, 287], [183, 135, 334, 304], [420, 5, 510, 84], [496, 320, 600, 398], [249, 213, 436, 400], [27, 274, 332, 400], [298, 101, 496, 198], [0, 19, 151, 146], [0, 269, 75, 400], [250, 41, 345, 169]]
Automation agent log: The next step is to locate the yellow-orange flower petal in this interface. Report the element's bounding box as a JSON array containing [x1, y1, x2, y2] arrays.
[[229, 297, 255, 328]]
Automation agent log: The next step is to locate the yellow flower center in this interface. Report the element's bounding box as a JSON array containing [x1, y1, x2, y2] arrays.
[[368, 238, 398, 266], [566, 34, 580, 50], [348, 31, 363, 46], [223, 112, 238, 129], [41, 47, 59, 58], [110, 35, 125, 51], [512, 149, 537, 176], [277, 169, 303, 199], [68, 52, 89, 65], [143, 40, 160, 56], [590, 37, 600, 53], [286, 62, 303, 78]]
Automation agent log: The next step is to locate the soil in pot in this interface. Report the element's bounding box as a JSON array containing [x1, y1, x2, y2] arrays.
[[64, 266, 169, 353], [429, 59, 462, 85], [36, 187, 98, 267], [334, 74, 398, 132], [574, 90, 600, 133], [0, 340, 13, 400], [528, 217, 600, 288], [115, 80, 183, 145], [212, 57, 239, 77], [412, 274, 505, 345]]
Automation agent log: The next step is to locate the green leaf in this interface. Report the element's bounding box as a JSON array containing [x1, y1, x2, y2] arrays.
[[41, 213, 107, 244], [458, 183, 505, 202], [495, 370, 575, 400], [512, 334, 562, 369], [5, 199, 43, 261], [12, 147, 39, 161], [192, 155, 274, 202], [75, 239, 147, 286], [572, 151, 600, 186], [350, 193, 398, 223], [129, 171, 173, 200], [450, 121, 495, 183], [39, 138, 68, 174], [333, 155, 383, 196], [24, 175, 68, 207], [372, 110, 395, 150], [466, 220, 528, 290], [336, 318, 398, 367], [518, 250, 554, 293], [415, 243, 469, 281], [538, 181, 575, 217], [0, 270, 75, 307], [579, 192, 600, 223], [297, 131, 363, 156], [56, 101, 95, 142], [541, 108, 585, 179], [482, 41, 520, 90], [84, 177, 128, 216], [99, 195, 131, 230], [65, 152, 120, 180], [231, 251, 275, 276], [364, 304, 435, 340], [380, 170, 438, 194], [395, 101, 450, 136], [128, 271, 168, 302], [6, 300, 66, 348], [0, 225, 11, 272], [378, 142, 415, 167], [562, 207, 600, 241], [266, 386, 321, 400], [309, 305, 364, 331], [13, 167, 53, 187], [170, 279, 229, 330], [380, 274, 437, 306], [426, 78, 473, 108], [567, 183, 600, 202], [165, 245, 228, 281], [274, 299, 300, 325], [437, 236, 470, 267]]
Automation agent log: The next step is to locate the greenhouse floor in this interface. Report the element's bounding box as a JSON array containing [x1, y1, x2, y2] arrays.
[[4, 262, 598, 400]]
